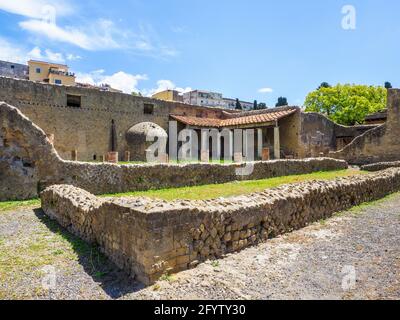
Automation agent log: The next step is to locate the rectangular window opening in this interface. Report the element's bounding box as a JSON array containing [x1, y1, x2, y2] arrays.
[[67, 94, 81, 108], [144, 103, 154, 115]]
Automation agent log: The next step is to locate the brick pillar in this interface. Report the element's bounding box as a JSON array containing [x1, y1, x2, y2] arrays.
[[107, 151, 119, 164], [234, 152, 243, 163], [262, 147, 270, 161], [158, 153, 169, 163]]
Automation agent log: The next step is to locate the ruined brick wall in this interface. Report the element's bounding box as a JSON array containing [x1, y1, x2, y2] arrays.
[[41, 167, 400, 285], [299, 112, 377, 158], [330, 89, 400, 165], [0, 102, 348, 200]]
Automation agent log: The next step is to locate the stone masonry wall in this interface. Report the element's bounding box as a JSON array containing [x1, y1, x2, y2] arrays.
[[330, 89, 400, 165], [41, 167, 400, 285], [361, 161, 400, 172], [0, 77, 228, 161], [0, 102, 347, 200]]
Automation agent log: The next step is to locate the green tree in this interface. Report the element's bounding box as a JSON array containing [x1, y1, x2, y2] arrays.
[[275, 97, 288, 107], [253, 100, 258, 110], [235, 98, 242, 110], [304, 84, 387, 126], [318, 82, 331, 89], [258, 102, 267, 109], [385, 82, 393, 89]]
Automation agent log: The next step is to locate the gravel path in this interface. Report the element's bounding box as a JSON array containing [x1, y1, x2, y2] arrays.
[[1, 193, 400, 300]]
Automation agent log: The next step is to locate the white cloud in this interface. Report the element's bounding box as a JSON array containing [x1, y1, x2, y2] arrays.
[[142, 80, 192, 97], [2, 1, 178, 57], [0, 0, 72, 19], [28, 46, 65, 63], [66, 53, 81, 61], [0, 38, 28, 63], [258, 87, 274, 93], [19, 19, 121, 51], [0, 37, 66, 64], [75, 70, 148, 94]]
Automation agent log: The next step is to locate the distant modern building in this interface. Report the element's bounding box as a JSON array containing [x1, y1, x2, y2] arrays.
[[183, 90, 253, 110], [28, 60, 76, 86], [183, 90, 224, 108], [0, 60, 29, 80], [152, 89, 183, 102], [222, 98, 253, 111]]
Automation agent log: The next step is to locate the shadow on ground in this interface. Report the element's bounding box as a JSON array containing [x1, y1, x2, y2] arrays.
[[33, 208, 145, 299]]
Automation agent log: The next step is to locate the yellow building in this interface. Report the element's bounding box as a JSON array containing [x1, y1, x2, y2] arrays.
[[152, 90, 183, 102], [28, 60, 76, 86]]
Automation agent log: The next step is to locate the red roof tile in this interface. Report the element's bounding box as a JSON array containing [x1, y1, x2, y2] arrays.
[[170, 108, 297, 128]]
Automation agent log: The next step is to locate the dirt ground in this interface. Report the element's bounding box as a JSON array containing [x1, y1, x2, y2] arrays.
[[1, 193, 399, 300]]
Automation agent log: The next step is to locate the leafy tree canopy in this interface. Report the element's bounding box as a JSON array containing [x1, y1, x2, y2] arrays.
[[235, 98, 242, 110], [385, 82, 393, 89], [318, 82, 331, 89], [276, 97, 288, 107], [304, 84, 387, 126], [258, 102, 267, 110]]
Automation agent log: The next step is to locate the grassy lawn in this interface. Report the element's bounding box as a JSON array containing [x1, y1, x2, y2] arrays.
[[0, 169, 367, 212], [89, 160, 234, 165], [0, 199, 40, 213], [103, 169, 367, 201]]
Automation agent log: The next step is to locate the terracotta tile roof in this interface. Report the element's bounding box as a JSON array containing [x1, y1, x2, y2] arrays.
[[170, 108, 298, 128], [169, 115, 222, 127]]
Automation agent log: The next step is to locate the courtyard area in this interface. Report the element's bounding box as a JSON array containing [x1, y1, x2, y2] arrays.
[[1, 189, 399, 300]]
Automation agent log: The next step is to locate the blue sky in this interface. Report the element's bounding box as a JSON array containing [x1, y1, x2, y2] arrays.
[[0, 0, 399, 106]]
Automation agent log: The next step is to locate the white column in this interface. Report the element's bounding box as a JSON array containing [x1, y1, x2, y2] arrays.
[[200, 129, 209, 162], [274, 126, 280, 159], [257, 128, 263, 160]]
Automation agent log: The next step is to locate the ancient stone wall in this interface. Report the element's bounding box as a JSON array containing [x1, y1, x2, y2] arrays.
[[299, 112, 376, 158], [0, 102, 348, 200], [41, 167, 400, 285], [330, 89, 400, 165], [0, 77, 226, 161], [361, 161, 400, 172]]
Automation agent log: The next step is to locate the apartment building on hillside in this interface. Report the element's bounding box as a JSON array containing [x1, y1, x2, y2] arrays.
[[28, 60, 76, 86]]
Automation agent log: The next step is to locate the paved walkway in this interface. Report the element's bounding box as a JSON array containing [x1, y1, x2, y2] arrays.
[[1, 194, 399, 300]]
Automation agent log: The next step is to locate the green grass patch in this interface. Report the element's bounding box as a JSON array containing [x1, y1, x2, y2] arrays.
[[0, 199, 40, 212], [89, 159, 234, 165], [103, 169, 367, 201], [0, 169, 367, 211]]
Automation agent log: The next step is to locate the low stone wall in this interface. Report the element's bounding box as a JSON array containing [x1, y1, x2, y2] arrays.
[[361, 161, 400, 172], [41, 168, 400, 285], [1, 102, 347, 200]]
